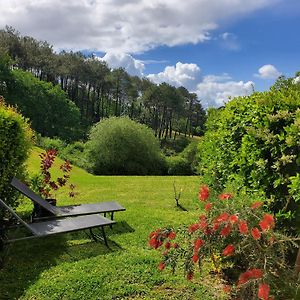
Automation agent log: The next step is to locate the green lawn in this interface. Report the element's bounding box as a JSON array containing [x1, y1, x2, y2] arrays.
[[0, 148, 224, 299]]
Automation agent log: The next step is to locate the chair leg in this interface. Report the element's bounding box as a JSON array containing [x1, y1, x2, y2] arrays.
[[101, 226, 108, 247], [110, 212, 114, 229]]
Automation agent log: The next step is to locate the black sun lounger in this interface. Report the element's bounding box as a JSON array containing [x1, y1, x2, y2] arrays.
[[11, 177, 125, 221], [0, 198, 114, 247]]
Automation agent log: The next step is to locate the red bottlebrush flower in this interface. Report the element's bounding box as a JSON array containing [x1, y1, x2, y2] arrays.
[[189, 223, 200, 233], [215, 212, 230, 223], [198, 185, 210, 201], [158, 262, 165, 271], [204, 202, 212, 211], [238, 220, 248, 234], [219, 193, 233, 200], [173, 243, 179, 248], [194, 239, 205, 251], [263, 214, 274, 224], [237, 268, 263, 285], [149, 237, 163, 249], [229, 215, 239, 224], [222, 244, 235, 256], [249, 268, 263, 279], [192, 254, 199, 263], [251, 227, 261, 240], [168, 231, 176, 240], [220, 224, 232, 237], [238, 271, 251, 285], [258, 283, 270, 300], [165, 241, 171, 249], [259, 214, 275, 232], [187, 271, 194, 281], [213, 222, 220, 231], [251, 201, 263, 209]]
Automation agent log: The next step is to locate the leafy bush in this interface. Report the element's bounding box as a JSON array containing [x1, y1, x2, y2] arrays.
[[35, 135, 66, 151], [149, 185, 300, 299], [86, 117, 166, 175], [60, 141, 87, 169], [166, 156, 191, 175], [166, 142, 198, 175], [197, 76, 300, 229], [0, 97, 32, 217]]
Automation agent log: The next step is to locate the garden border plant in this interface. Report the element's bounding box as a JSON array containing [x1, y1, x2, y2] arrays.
[[149, 185, 300, 299]]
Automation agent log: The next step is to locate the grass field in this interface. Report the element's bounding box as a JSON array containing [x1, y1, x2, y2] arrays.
[[0, 148, 224, 300]]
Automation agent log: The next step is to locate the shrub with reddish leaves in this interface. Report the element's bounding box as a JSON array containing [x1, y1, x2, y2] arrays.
[[148, 185, 300, 299], [31, 149, 77, 200]]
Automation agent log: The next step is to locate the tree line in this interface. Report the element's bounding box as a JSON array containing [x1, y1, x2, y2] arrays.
[[0, 26, 206, 140]]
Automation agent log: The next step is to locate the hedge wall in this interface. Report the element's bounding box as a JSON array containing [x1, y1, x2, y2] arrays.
[[0, 97, 32, 219]]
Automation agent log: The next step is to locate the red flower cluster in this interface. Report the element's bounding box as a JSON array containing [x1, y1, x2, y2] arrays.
[[251, 201, 263, 209], [259, 214, 275, 232], [219, 193, 233, 200], [238, 268, 263, 285], [238, 220, 248, 234], [149, 229, 178, 251], [258, 283, 271, 300], [199, 185, 210, 201], [149, 229, 163, 249], [222, 244, 235, 256], [251, 227, 261, 240]]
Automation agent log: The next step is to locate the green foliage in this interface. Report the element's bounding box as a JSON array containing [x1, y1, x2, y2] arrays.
[[35, 134, 66, 151], [0, 56, 82, 141], [161, 136, 191, 156], [197, 76, 300, 229], [60, 141, 87, 169], [166, 142, 199, 175], [0, 98, 32, 217], [86, 117, 166, 175]]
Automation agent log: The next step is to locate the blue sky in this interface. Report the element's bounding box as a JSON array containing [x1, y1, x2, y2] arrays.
[[1, 0, 299, 107]]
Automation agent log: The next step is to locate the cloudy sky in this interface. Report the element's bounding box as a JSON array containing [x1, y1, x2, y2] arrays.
[[1, 0, 299, 107]]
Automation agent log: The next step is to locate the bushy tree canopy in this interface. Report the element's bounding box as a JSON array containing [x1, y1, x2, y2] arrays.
[[86, 117, 165, 175]]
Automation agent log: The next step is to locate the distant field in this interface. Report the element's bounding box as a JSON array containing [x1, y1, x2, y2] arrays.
[[0, 148, 223, 300]]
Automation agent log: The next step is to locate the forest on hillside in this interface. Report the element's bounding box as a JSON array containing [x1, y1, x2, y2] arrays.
[[0, 26, 206, 141]]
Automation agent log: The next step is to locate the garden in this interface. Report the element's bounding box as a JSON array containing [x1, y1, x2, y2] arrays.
[[1, 36, 300, 299]]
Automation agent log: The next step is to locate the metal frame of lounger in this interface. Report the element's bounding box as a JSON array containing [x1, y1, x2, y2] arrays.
[[11, 177, 125, 222], [0, 198, 115, 247]]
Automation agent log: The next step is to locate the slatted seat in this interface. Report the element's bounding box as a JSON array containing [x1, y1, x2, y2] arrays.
[[0, 198, 114, 246], [11, 177, 125, 221]]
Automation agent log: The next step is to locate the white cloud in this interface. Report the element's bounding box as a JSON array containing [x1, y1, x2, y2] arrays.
[[0, 0, 275, 53], [197, 75, 254, 108], [147, 62, 254, 108], [99, 52, 144, 76], [255, 64, 281, 79], [147, 62, 201, 90], [293, 76, 300, 84]]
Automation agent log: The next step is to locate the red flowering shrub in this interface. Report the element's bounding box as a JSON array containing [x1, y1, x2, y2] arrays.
[[148, 185, 300, 299], [31, 149, 77, 199]]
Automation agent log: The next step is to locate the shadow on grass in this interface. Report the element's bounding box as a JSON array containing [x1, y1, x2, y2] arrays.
[[0, 227, 123, 299], [176, 204, 188, 212], [108, 221, 135, 236]]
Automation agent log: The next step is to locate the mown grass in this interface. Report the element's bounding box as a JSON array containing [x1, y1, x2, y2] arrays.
[[0, 148, 225, 300]]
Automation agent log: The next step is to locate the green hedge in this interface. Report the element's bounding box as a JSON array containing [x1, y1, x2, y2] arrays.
[[0, 98, 32, 218], [197, 76, 300, 230]]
